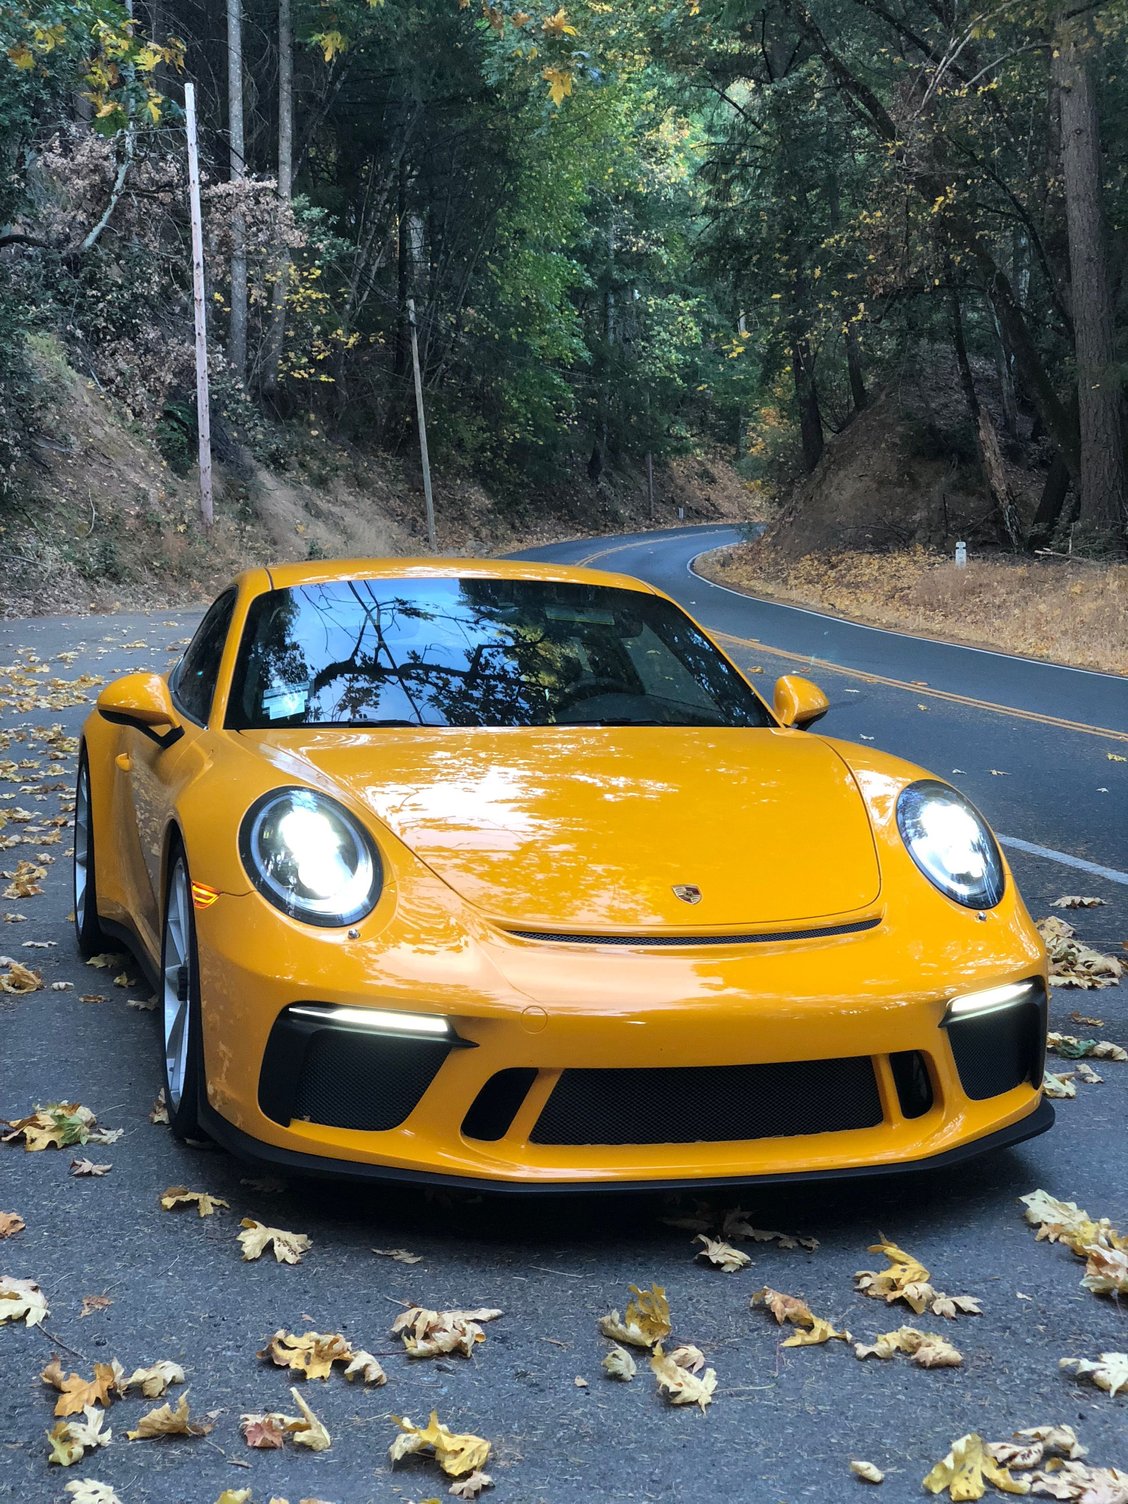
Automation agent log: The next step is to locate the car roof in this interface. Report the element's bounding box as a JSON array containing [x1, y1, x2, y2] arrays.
[[245, 556, 660, 597]]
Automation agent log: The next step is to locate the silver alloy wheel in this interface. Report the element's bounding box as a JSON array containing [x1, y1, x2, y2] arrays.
[[74, 763, 91, 930], [162, 860, 193, 1111]]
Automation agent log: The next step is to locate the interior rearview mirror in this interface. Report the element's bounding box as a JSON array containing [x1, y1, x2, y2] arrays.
[[97, 673, 183, 748], [773, 674, 829, 730]]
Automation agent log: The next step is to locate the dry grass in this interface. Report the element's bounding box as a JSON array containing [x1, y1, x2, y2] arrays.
[[700, 544, 1128, 676]]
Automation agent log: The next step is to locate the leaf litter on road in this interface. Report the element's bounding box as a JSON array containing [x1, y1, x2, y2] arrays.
[[598, 1283, 671, 1348], [236, 1219, 310, 1263], [854, 1240, 982, 1318], [389, 1410, 490, 1477], [750, 1286, 851, 1346], [392, 1305, 503, 1358]]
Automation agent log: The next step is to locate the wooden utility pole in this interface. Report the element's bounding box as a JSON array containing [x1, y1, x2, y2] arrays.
[[405, 215, 436, 550], [185, 82, 214, 528]]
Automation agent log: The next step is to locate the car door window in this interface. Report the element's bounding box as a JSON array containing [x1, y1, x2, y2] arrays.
[[172, 590, 236, 725]]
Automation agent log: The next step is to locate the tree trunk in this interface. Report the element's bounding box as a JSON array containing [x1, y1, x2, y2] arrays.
[[951, 286, 1019, 547], [262, 0, 292, 395], [1027, 449, 1072, 550], [845, 326, 867, 415], [1053, 13, 1127, 550], [791, 337, 824, 471], [226, 0, 248, 381]]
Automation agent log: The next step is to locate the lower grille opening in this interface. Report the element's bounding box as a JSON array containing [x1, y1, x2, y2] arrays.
[[890, 1050, 934, 1119], [462, 1069, 538, 1142], [530, 1057, 883, 1146], [947, 987, 1047, 1101], [260, 1013, 450, 1131]]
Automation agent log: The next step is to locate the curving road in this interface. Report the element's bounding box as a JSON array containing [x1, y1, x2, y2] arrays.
[[0, 532, 1126, 1504]]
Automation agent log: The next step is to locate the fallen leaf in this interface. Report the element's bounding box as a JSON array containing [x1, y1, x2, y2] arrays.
[[148, 1090, 168, 1123], [1047, 1032, 1127, 1062], [0, 1274, 48, 1325], [1036, 916, 1124, 989], [287, 1386, 330, 1451], [0, 1210, 25, 1238], [1052, 896, 1108, 909], [71, 1159, 111, 1177], [721, 1210, 819, 1250], [601, 1344, 637, 1380], [851, 1460, 884, 1483], [2, 1102, 98, 1150], [669, 1343, 706, 1374], [1071, 1013, 1105, 1029], [694, 1234, 751, 1273], [854, 1240, 979, 1318], [1081, 1245, 1128, 1298], [854, 1325, 962, 1367], [259, 1329, 352, 1380], [574, 1375, 588, 1387], [42, 1359, 118, 1417], [64, 1480, 124, 1503], [215, 1493, 253, 1504], [751, 1286, 851, 1345], [923, 1431, 1029, 1498], [119, 1361, 184, 1398], [1043, 1071, 1076, 1099], [450, 1470, 493, 1498], [241, 1413, 288, 1449], [650, 1345, 717, 1410], [343, 1349, 386, 1385], [0, 958, 42, 992], [598, 1283, 671, 1349], [85, 953, 124, 970], [1060, 1353, 1128, 1397], [80, 1296, 112, 1319], [47, 1406, 111, 1465], [160, 1186, 229, 1217], [1013, 1425, 1085, 1460], [1108, 753, 1127, 762], [393, 1305, 502, 1358], [128, 996, 157, 1011], [390, 1410, 490, 1477], [237, 1219, 310, 1263], [126, 1390, 212, 1439], [372, 1246, 422, 1263]]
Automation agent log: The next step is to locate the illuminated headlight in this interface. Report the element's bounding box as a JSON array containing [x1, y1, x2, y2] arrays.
[[288, 1003, 451, 1039], [239, 788, 382, 927], [896, 780, 1005, 909], [942, 980, 1037, 1025]]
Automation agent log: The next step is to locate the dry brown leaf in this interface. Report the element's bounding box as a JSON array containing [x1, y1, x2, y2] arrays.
[[0, 958, 42, 992], [650, 1345, 717, 1411], [1081, 1245, 1128, 1297], [237, 1218, 310, 1263], [0, 1274, 48, 1325], [389, 1411, 490, 1477], [1027, 1461, 1128, 1501], [0, 1209, 25, 1238], [47, 1406, 111, 1466], [259, 1329, 352, 1380], [79, 1296, 112, 1319], [159, 1186, 228, 1217], [1043, 1071, 1077, 1099], [1048, 1032, 1127, 1062], [750, 1285, 851, 1345], [923, 1432, 1030, 1498], [84, 952, 123, 970], [1036, 916, 1124, 989], [854, 1240, 979, 1318], [851, 1460, 885, 1484], [148, 1090, 168, 1124], [42, 1359, 118, 1417], [71, 1159, 111, 1177], [450, 1470, 494, 1499], [1071, 1013, 1105, 1029], [287, 1386, 330, 1451], [372, 1246, 422, 1263], [720, 1207, 818, 1249], [598, 1282, 671, 1349], [694, 1234, 751, 1273], [1052, 896, 1108, 909], [126, 1390, 212, 1440], [601, 1344, 637, 1380], [2, 1101, 98, 1151], [119, 1361, 184, 1398], [47, 1422, 85, 1468], [1013, 1425, 1085, 1460], [343, 1349, 386, 1385], [854, 1326, 962, 1367], [240, 1413, 288, 1449], [392, 1305, 502, 1358], [64, 1481, 124, 1504], [669, 1343, 706, 1374], [1060, 1352, 1128, 1398]]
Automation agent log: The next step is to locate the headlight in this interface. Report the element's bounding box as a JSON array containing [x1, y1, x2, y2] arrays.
[[239, 788, 382, 926], [896, 780, 1004, 910]]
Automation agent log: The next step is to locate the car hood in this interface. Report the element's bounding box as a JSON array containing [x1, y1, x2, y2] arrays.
[[240, 727, 882, 931]]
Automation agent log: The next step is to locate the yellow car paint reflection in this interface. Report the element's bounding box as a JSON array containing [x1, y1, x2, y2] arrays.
[[77, 558, 1051, 1188]]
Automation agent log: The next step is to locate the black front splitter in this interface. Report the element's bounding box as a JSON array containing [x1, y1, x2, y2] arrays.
[[197, 1096, 1054, 1196]]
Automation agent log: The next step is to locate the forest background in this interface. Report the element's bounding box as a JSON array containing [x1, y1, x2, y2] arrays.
[[0, 0, 1126, 615]]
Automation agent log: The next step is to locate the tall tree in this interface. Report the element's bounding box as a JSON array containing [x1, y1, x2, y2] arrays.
[[226, 0, 247, 380], [262, 0, 293, 394]]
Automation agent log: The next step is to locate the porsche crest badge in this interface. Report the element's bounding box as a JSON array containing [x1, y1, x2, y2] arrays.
[[672, 884, 702, 905]]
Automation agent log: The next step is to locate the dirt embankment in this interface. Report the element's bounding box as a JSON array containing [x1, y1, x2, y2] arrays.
[[3, 337, 762, 617]]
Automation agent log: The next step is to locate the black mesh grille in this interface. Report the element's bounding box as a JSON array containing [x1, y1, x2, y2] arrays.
[[508, 918, 879, 948], [948, 991, 1046, 1101], [530, 1057, 883, 1145], [462, 1069, 538, 1142]]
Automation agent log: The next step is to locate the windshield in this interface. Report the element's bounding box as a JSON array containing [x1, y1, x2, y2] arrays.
[[226, 576, 773, 731]]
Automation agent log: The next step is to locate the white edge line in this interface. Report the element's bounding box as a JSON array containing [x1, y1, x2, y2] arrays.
[[998, 835, 1128, 888], [685, 549, 1128, 686]]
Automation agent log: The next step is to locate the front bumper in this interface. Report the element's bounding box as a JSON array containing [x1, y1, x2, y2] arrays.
[[193, 879, 1051, 1188]]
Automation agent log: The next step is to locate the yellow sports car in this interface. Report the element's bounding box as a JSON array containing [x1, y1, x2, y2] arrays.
[[76, 559, 1051, 1188]]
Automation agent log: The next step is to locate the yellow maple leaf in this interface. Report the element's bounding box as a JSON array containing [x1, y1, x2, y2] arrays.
[[159, 1186, 229, 1217], [542, 7, 577, 35], [923, 1432, 1029, 1498], [650, 1345, 717, 1410], [259, 1329, 352, 1380], [598, 1283, 671, 1348], [7, 43, 36, 70], [314, 28, 347, 62], [390, 1411, 490, 1477], [542, 65, 573, 106], [41, 1359, 118, 1418], [237, 1218, 310, 1263], [126, 1389, 212, 1440]]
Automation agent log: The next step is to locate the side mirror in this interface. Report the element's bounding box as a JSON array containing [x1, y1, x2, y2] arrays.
[[773, 674, 829, 729], [97, 673, 183, 748]]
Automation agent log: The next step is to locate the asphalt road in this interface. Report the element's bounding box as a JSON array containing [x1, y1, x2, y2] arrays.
[[2, 530, 1126, 1504]]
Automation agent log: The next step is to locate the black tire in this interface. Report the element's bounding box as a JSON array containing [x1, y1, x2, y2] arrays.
[[159, 843, 208, 1142], [73, 749, 112, 957]]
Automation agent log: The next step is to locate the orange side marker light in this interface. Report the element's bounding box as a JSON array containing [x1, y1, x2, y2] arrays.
[[191, 881, 220, 910]]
